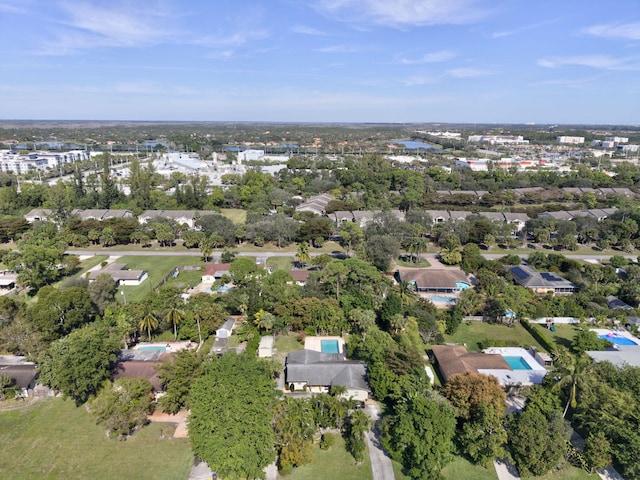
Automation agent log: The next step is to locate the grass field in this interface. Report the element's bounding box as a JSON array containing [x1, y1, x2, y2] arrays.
[[444, 321, 544, 352], [544, 323, 581, 349], [118, 255, 205, 303], [442, 456, 498, 480], [0, 399, 193, 480], [266, 256, 294, 271], [220, 208, 246, 224], [286, 435, 372, 480]]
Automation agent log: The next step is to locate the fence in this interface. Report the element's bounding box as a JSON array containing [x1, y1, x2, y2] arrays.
[[155, 265, 202, 290]]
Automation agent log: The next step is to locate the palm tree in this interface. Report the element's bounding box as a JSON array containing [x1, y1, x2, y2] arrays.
[[200, 236, 214, 262], [389, 313, 408, 334], [139, 312, 159, 341], [295, 241, 311, 267], [552, 348, 594, 417], [397, 280, 416, 306], [166, 306, 185, 341]]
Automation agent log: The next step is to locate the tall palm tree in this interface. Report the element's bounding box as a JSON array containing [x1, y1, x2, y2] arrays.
[[552, 348, 594, 417], [295, 241, 311, 267], [166, 306, 185, 341], [139, 312, 159, 342], [200, 236, 214, 263]]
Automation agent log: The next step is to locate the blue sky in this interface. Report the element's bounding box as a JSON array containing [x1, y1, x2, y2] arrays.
[[1, 0, 638, 124]]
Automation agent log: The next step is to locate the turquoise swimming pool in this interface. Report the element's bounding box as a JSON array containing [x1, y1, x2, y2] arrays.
[[428, 296, 456, 304], [600, 334, 638, 346], [321, 340, 340, 354], [137, 345, 167, 352], [504, 356, 532, 370]]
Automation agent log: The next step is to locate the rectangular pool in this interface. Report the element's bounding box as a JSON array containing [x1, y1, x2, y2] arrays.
[[321, 340, 340, 354], [137, 345, 167, 352], [504, 356, 532, 370], [600, 335, 639, 346]]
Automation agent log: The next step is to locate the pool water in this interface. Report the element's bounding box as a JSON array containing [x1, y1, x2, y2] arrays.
[[138, 345, 167, 352], [599, 335, 639, 346], [321, 340, 340, 354], [504, 356, 532, 370], [428, 296, 456, 304]]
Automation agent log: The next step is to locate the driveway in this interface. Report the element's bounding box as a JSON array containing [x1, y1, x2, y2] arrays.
[[364, 401, 395, 480]]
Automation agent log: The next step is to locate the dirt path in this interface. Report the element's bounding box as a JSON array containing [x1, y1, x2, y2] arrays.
[[147, 410, 189, 438]]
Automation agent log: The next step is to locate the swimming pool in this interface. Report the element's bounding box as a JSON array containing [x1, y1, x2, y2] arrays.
[[599, 335, 639, 346], [504, 356, 533, 370], [428, 296, 457, 304], [137, 345, 167, 352], [205, 285, 232, 293], [321, 340, 340, 354]]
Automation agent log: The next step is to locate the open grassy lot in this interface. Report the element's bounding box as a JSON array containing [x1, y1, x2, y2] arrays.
[[266, 256, 294, 271], [275, 334, 304, 354], [442, 456, 498, 480], [118, 255, 205, 303], [160, 266, 204, 291], [543, 322, 581, 349], [0, 398, 193, 480], [220, 208, 246, 224], [444, 321, 544, 352], [286, 435, 372, 480]]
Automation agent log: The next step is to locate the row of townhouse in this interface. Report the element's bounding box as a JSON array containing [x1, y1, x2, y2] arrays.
[[24, 209, 219, 228], [435, 186, 635, 198], [330, 209, 531, 232]]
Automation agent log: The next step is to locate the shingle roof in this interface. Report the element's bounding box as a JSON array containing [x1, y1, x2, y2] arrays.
[[0, 364, 38, 389], [397, 268, 469, 289], [286, 362, 368, 391], [431, 345, 511, 382]]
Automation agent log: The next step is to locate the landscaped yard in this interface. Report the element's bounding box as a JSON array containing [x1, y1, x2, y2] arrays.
[[266, 256, 294, 271], [444, 321, 544, 352], [286, 435, 372, 480], [0, 398, 193, 480], [117, 255, 205, 303]]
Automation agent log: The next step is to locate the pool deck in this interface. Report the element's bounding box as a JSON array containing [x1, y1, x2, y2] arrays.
[[590, 328, 640, 345], [133, 341, 194, 353], [304, 336, 345, 354], [481, 347, 547, 386]]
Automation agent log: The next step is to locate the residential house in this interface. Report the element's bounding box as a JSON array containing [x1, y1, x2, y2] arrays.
[[88, 263, 148, 286], [0, 356, 42, 397], [113, 350, 169, 393], [24, 208, 52, 223], [0, 272, 17, 291], [509, 265, 577, 294], [74, 209, 133, 221], [138, 210, 219, 229], [201, 263, 232, 284], [294, 193, 334, 216], [395, 267, 471, 293], [288, 270, 310, 286], [285, 349, 369, 401]]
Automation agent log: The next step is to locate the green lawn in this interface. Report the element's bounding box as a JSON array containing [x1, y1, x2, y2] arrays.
[[444, 322, 544, 352], [544, 323, 581, 349], [274, 334, 304, 354], [286, 435, 372, 480], [220, 208, 246, 224], [395, 258, 432, 268], [442, 456, 498, 480], [266, 256, 294, 271], [0, 398, 193, 480], [160, 267, 204, 291], [118, 255, 205, 303]]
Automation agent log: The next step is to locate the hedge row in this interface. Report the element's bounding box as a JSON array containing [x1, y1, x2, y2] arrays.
[[520, 319, 556, 353]]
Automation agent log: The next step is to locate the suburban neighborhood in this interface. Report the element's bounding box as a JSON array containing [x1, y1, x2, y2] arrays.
[[1, 121, 640, 480]]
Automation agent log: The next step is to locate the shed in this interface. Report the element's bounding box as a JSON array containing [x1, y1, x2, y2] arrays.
[[258, 336, 274, 358], [216, 318, 236, 339]]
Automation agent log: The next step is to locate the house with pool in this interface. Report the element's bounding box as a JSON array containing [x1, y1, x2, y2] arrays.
[[395, 267, 471, 294], [585, 328, 640, 367], [431, 345, 547, 387], [285, 337, 370, 401]]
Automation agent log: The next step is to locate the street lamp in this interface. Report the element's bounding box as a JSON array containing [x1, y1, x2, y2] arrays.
[[121, 289, 127, 304]]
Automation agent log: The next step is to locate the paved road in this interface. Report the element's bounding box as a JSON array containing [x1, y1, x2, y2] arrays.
[[67, 249, 637, 263], [364, 402, 395, 480]]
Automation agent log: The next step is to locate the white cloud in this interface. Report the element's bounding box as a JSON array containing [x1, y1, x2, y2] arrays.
[[291, 25, 329, 36], [403, 75, 439, 86], [491, 17, 566, 39], [398, 50, 456, 64], [582, 22, 640, 41], [317, 44, 362, 53], [447, 67, 490, 78], [315, 0, 487, 27], [537, 55, 639, 70]]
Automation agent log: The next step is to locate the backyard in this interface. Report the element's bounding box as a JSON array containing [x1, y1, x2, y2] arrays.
[[444, 321, 545, 352], [0, 398, 193, 480]]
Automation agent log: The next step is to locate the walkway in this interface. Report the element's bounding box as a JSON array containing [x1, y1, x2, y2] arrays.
[[364, 401, 395, 480], [147, 410, 189, 438], [494, 459, 520, 480]]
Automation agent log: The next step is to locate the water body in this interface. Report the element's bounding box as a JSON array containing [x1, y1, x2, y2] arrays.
[[393, 140, 440, 150]]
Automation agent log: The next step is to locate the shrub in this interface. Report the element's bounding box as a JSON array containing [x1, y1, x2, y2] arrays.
[[320, 433, 336, 450]]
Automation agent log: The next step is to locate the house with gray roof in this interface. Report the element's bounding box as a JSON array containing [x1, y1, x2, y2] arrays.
[[88, 263, 147, 286], [294, 193, 334, 216], [510, 265, 576, 295], [285, 349, 369, 401], [138, 210, 219, 229]]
